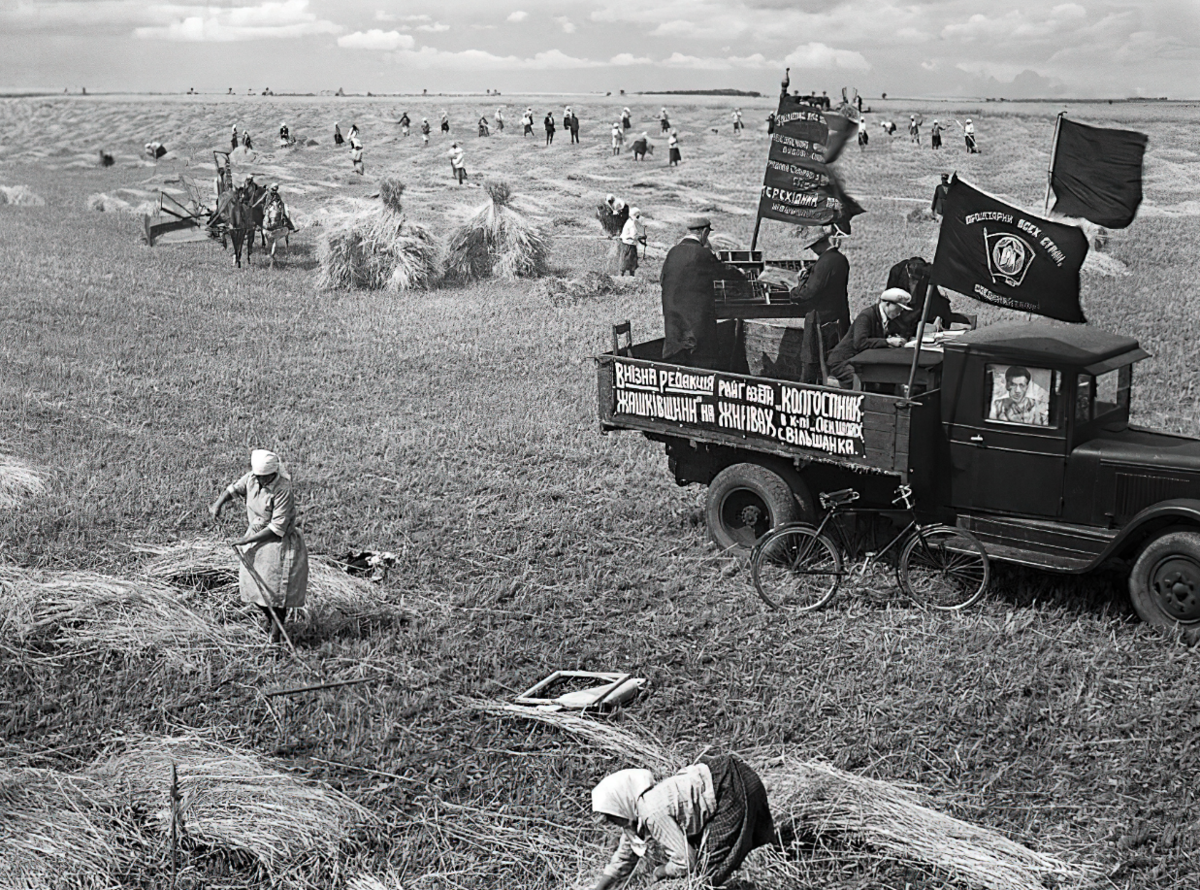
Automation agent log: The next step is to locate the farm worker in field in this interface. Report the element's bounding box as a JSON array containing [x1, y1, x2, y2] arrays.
[[421, 118, 431, 144], [930, 119, 942, 150], [611, 122, 624, 155], [209, 449, 309, 645], [857, 118, 869, 149], [618, 208, 645, 276], [766, 111, 776, 134], [278, 122, 291, 147], [334, 122, 344, 145], [563, 106, 580, 143], [783, 226, 851, 384], [449, 142, 466, 184], [544, 111, 556, 145], [399, 111, 411, 136], [241, 130, 253, 150], [630, 132, 650, 161], [668, 129, 681, 166], [659, 215, 747, 369], [495, 107, 504, 131], [440, 110, 450, 134], [732, 108, 743, 132], [349, 123, 360, 143], [621, 107, 632, 130], [589, 754, 775, 890], [964, 118, 978, 153], [349, 139, 364, 175], [478, 116, 490, 137], [230, 124, 239, 150], [659, 107, 670, 133], [523, 107, 534, 136], [826, 287, 911, 388], [909, 115, 919, 142], [931, 173, 950, 217]]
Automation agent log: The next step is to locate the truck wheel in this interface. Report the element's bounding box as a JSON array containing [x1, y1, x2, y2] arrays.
[[705, 463, 798, 550], [1129, 531, 1200, 627]]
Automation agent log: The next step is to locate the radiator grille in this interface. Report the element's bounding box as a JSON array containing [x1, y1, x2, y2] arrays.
[[1114, 472, 1188, 520]]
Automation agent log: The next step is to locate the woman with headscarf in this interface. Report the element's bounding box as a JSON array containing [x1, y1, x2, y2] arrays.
[[334, 122, 344, 146], [589, 753, 775, 890], [668, 129, 681, 166], [621, 107, 632, 130], [544, 111, 556, 145], [209, 449, 309, 644]]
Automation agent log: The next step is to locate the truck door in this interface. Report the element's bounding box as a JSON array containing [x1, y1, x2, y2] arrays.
[[949, 363, 1067, 517]]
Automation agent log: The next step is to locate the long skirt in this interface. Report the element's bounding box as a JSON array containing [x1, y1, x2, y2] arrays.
[[239, 528, 308, 608], [618, 241, 638, 274], [697, 754, 775, 886], [669, 147, 681, 164]]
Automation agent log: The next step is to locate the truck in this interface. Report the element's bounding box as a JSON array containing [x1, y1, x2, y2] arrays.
[[597, 318, 1200, 628]]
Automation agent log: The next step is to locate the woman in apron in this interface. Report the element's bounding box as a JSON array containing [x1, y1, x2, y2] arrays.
[[210, 449, 309, 643]]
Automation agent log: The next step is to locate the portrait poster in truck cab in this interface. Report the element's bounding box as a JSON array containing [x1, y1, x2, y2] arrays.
[[985, 364, 1055, 427]]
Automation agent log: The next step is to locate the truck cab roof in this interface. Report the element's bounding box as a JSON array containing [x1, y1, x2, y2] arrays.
[[944, 323, 1149, 369]]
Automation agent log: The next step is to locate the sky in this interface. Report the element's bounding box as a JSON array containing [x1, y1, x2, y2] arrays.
[[1, 0, 1197, 98]]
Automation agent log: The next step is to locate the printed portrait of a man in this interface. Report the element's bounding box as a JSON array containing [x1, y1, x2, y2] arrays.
[[987, 364, 1050, 426]]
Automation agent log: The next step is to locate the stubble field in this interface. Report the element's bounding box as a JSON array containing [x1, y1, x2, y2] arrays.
[[2, 92, 1200, 890]]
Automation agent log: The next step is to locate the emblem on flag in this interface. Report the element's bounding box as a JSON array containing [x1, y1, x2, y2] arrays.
[[984, 230, 1034, 287]]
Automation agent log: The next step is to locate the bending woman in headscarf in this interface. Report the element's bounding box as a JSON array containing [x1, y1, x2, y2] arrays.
[[589, 753, 776, 889], [209, 449, 309, 643]]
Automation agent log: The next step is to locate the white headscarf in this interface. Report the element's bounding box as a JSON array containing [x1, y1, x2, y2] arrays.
[[592, 768, 655, 823], [250, 449, 280, 476]]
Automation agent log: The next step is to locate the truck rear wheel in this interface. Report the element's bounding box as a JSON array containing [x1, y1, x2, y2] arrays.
[[1129, 531, 1200, 627], [705, 463, 798, 550]]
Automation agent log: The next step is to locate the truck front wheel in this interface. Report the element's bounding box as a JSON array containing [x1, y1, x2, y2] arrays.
[[1129, 531, 1200, 627], [705, 463, 798, 550]]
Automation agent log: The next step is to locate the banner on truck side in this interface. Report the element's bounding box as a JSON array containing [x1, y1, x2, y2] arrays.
[[612, 358, 866, 457]]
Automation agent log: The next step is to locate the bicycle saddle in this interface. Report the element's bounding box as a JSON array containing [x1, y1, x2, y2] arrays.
[[820, 488, 860, 507]]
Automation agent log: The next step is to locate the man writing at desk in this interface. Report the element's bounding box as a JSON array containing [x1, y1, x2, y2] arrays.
[[826, 287, 911, 388], [660, 215, 746, 369]]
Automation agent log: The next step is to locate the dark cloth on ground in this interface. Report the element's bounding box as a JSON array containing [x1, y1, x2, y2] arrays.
[[828, 305, 901, 387], [631, 137, 649, 159], [698, 754, 776, 886], [661, 238, 746, 369]]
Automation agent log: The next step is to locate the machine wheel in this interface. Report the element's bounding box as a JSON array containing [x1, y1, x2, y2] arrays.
[[1129, 531, 1200, 627], [751, 525, 842, 612], [705, 463, 798, 550], [899, 526, 990, 611]]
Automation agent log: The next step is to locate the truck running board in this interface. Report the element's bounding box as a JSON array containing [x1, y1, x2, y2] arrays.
[[956, 513, 1119, 573]]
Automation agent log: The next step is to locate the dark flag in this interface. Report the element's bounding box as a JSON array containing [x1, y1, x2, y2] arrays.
[[931, 176, 1089, 323], [1050, 116, 1147, 228], [757, 94, 863, 229]]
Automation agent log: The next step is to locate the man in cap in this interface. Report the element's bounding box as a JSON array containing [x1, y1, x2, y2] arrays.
[[785, 226, 851, 384], [826, 287, 911, 388], [659, 215, 746, 368]]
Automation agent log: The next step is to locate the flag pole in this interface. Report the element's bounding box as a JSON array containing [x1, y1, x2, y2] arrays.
[[903, 282, 934, 399], [1044, 112, 1064, 215]]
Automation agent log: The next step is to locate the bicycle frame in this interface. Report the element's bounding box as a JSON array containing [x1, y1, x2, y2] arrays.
[[808, 497, 919, 578]]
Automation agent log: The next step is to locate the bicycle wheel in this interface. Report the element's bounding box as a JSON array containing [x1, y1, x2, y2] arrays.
[[752, 526, 842, 612], [899, 525, 990, 610]]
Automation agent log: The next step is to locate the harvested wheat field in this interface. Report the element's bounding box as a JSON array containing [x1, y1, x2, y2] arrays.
[[2, 92, 1200, 890]]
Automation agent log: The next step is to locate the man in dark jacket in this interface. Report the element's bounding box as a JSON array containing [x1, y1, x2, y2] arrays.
[[827, 287, 910, 387], [788, 227, 851, 384], [660, 216, 746, 369]]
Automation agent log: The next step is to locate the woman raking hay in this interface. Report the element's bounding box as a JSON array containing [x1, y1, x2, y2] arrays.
[[209, 449, 309, 643]]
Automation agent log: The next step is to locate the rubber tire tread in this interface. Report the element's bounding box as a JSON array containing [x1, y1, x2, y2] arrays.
[[1128, 530, 1200, 628], [705, 463, 799, 551]]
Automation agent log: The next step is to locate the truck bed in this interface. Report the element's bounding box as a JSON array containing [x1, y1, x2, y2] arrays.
[[597, 343, 928, 478]]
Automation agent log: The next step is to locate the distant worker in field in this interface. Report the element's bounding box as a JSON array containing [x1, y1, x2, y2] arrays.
[[449, 142, 466, 184], [618, 207, 645, 276], [880, 120, 897, 136], [563, 106, 580, 143], [732, 108, 743, 133], [348, 123, 360, 143], [630, 131, 651, 160], [931, 173, 950, 217], [588, 754, 775, 890], [523, 107, 534, 137], [766, 111, 776, 134], [440, 110, 450, 134], [278, 121, 291, 148], [209, 449, 309, 646], [964, 118, 978, 153], [544, 111, 556, 145], [333, 122, 344, 146], [230, 124, 239, 150], [659, 107, 670, 133], [611, 121, 624, 155], [930, 119, 942, 150], [241, 130, 253, 150], [659, 215, 747, 369], [667, 129, 681, 166], [909, 115, 919, 143], [826, 287, 911, 387], [420, 117, 431, 145], [857, 118, 869, 149], [621, 107, 632, 130], [495, 106, 504, 132], [478, 116, 490, 137], [399, 111, 411, 136], [349, 133, 364, 175]]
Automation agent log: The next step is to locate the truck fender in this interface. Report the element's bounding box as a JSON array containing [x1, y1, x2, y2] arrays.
[[1096, 499, 1200, 564]]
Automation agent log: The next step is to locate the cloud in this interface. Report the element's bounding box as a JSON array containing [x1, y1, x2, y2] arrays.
[[506, 10, 527, 22], [133, 0, 339, 41], [554, 16, 576, 33], [387, 46, 600, 70], [610, 52, 652, 66], [375, 12, 429, 23], [784, 42, 869, 71], [338, 29, 414, 50], [416, 22, 449, 32], [662, 51, 772, 70]]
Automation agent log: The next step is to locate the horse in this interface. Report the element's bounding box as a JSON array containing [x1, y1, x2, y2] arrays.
[[211, 186, 256, 267], [262, 200, 291, 268]]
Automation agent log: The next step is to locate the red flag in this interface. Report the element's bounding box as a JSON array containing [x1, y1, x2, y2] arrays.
[[1050, 117, 1147, 229]]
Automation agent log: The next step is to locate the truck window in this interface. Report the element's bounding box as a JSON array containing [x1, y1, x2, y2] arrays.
[[1076, 367, 1129, 423], [984, 363, 1056, 427]]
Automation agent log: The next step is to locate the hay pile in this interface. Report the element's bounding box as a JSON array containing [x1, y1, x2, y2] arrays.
[[1, 735, 367, 889], [136, 538, 407, 636], [316, 178, 438, 291], [532, 271, 618, 307], [0, 453, 45, 508], [0, 566, 254, 656], [0, 184, 46, 206], [462, 698, 1094, 890], [86, 192, 152, 214], [445, 180, 550, 282]]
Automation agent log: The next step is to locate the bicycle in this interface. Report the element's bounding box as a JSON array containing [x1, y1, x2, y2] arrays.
[[750, 484, 990, 613]]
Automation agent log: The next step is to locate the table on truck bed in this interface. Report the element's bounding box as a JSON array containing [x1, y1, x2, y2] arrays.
[[851, 347, 944, 392]]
